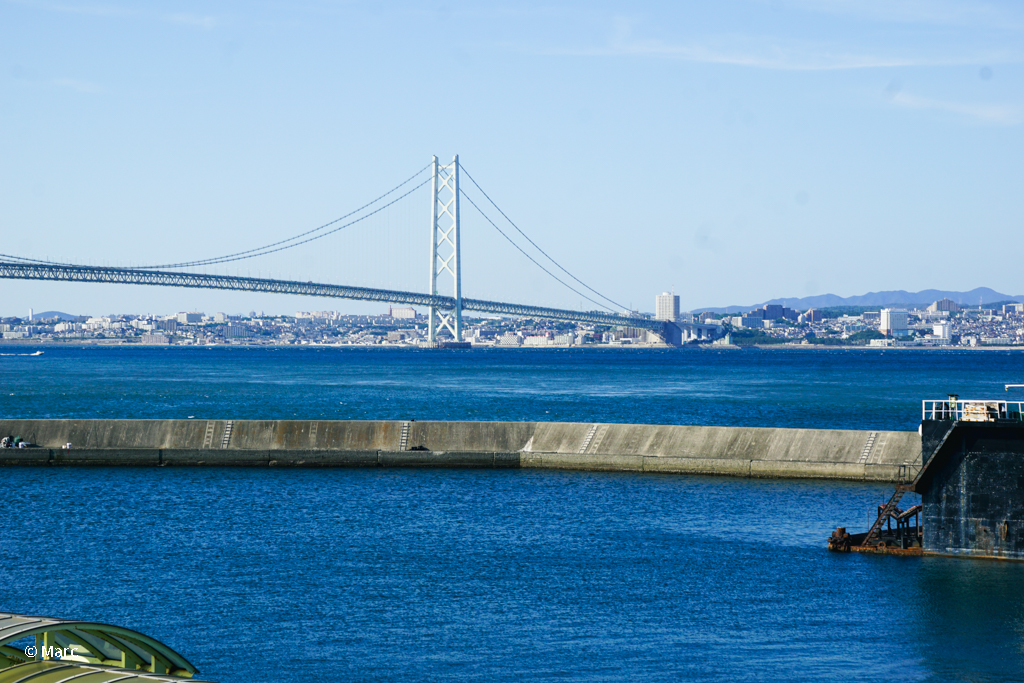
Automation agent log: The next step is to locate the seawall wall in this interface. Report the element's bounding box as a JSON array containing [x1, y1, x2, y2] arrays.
[[0, 419, 920, 481]]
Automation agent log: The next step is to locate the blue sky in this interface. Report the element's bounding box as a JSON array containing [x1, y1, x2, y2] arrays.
[[2, 1, 1022, 316]]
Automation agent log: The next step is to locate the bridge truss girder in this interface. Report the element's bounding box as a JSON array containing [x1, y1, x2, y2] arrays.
[[0, 262, 670, 338]]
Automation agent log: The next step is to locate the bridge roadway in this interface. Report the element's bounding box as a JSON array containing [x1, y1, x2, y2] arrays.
[[0, 261, 670, 337]]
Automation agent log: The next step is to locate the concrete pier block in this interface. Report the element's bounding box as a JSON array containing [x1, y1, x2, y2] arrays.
[[0, 418, 922, 483], [272, 450, 379, 467], [492, 452, 521, 468], [379, 450, 496, 468], [161, 449, 271, 466], [749, 460, 866, 480], [529, 453, 645, 472], [0, 448, 51, 465], [643, 456, 751, 476], [53, 448, 160, 466]]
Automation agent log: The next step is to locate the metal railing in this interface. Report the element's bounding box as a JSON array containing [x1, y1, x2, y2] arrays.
[[922, 399, 1024, 422]]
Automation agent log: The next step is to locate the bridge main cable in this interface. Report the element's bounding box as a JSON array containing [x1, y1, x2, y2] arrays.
[[0, 262, 669, 334]]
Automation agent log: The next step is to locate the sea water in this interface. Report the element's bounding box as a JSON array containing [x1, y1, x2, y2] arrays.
[[2, 347, 1023, 681]]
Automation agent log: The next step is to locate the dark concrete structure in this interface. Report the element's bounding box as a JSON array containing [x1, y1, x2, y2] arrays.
[[916, 420, 1024, 560]]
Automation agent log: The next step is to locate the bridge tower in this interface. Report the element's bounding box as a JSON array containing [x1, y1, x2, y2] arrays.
[[428, 155, 462, 342]]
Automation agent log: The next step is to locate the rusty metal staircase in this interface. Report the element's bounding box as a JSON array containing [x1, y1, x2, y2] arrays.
[[862, 486, 909, 547], [862, 422, 959, 547]]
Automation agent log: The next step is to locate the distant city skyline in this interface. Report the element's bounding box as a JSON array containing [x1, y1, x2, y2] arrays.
[[3, 1, 1023, 316], [5, 284, 1021, 321], [6, 290, 1022, 349]]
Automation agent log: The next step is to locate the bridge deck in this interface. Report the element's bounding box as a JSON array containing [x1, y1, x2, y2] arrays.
[[0, 262, 669, 334]]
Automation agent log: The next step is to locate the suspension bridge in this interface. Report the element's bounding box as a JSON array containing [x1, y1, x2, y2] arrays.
[[0, 156, 708, 345]]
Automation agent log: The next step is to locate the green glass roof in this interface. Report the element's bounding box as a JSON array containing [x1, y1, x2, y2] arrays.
[[0, 613, 212, 682], [0, 660, 215, 682]]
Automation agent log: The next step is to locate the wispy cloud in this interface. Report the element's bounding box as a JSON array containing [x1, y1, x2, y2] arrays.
[[164, 13, 217, 31], [778, 0, 1024, 31], [5, 0, 133, 18], [552, 37, 1005, 71], [542, 16, 1018, 71], [886, 87, 1019, 124], [565, 41, 928, 71], [7, 0, 219, 30], [52, 78, 103, 93]]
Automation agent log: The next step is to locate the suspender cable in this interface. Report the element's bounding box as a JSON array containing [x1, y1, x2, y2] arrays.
[[460, 164, 627, 312], [460, 188, 613, 313]]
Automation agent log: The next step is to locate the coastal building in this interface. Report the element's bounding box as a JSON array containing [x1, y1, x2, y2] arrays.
[[1003, 304, 1024, 315], [919, 336, 951, 346], [495, 333, 523, 346], [389, 306, 418, 319], [524, 333, 553, 346], [927, 299, 960, 313], [176, 312, 202, 324], [730, 316, 762, 329], [745, 304, 799, 322], [805, 309, 823, 323], [655, 293, 680, 322], [880, 309, 910, 337], [934, 323, 952, 340]]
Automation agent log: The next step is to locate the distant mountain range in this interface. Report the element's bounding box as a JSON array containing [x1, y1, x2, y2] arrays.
[[696, 288, 1024, 314], [30, 311, 79, 321]]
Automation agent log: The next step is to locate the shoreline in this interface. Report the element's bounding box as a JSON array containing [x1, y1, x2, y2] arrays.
[[1, 339, 1021, 351]]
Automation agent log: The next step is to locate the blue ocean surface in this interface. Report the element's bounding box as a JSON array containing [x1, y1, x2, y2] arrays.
[[2, 346, 1024, 682], [1, 345, 1023, 429]]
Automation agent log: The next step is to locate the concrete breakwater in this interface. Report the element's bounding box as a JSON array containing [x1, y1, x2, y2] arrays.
[[0, 419, 920, 482]]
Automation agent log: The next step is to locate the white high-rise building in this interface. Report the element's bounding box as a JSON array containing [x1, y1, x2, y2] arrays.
[[880, 309, 909, 337], [934, 322, 952, 340], [656, 292, 680, 322]]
